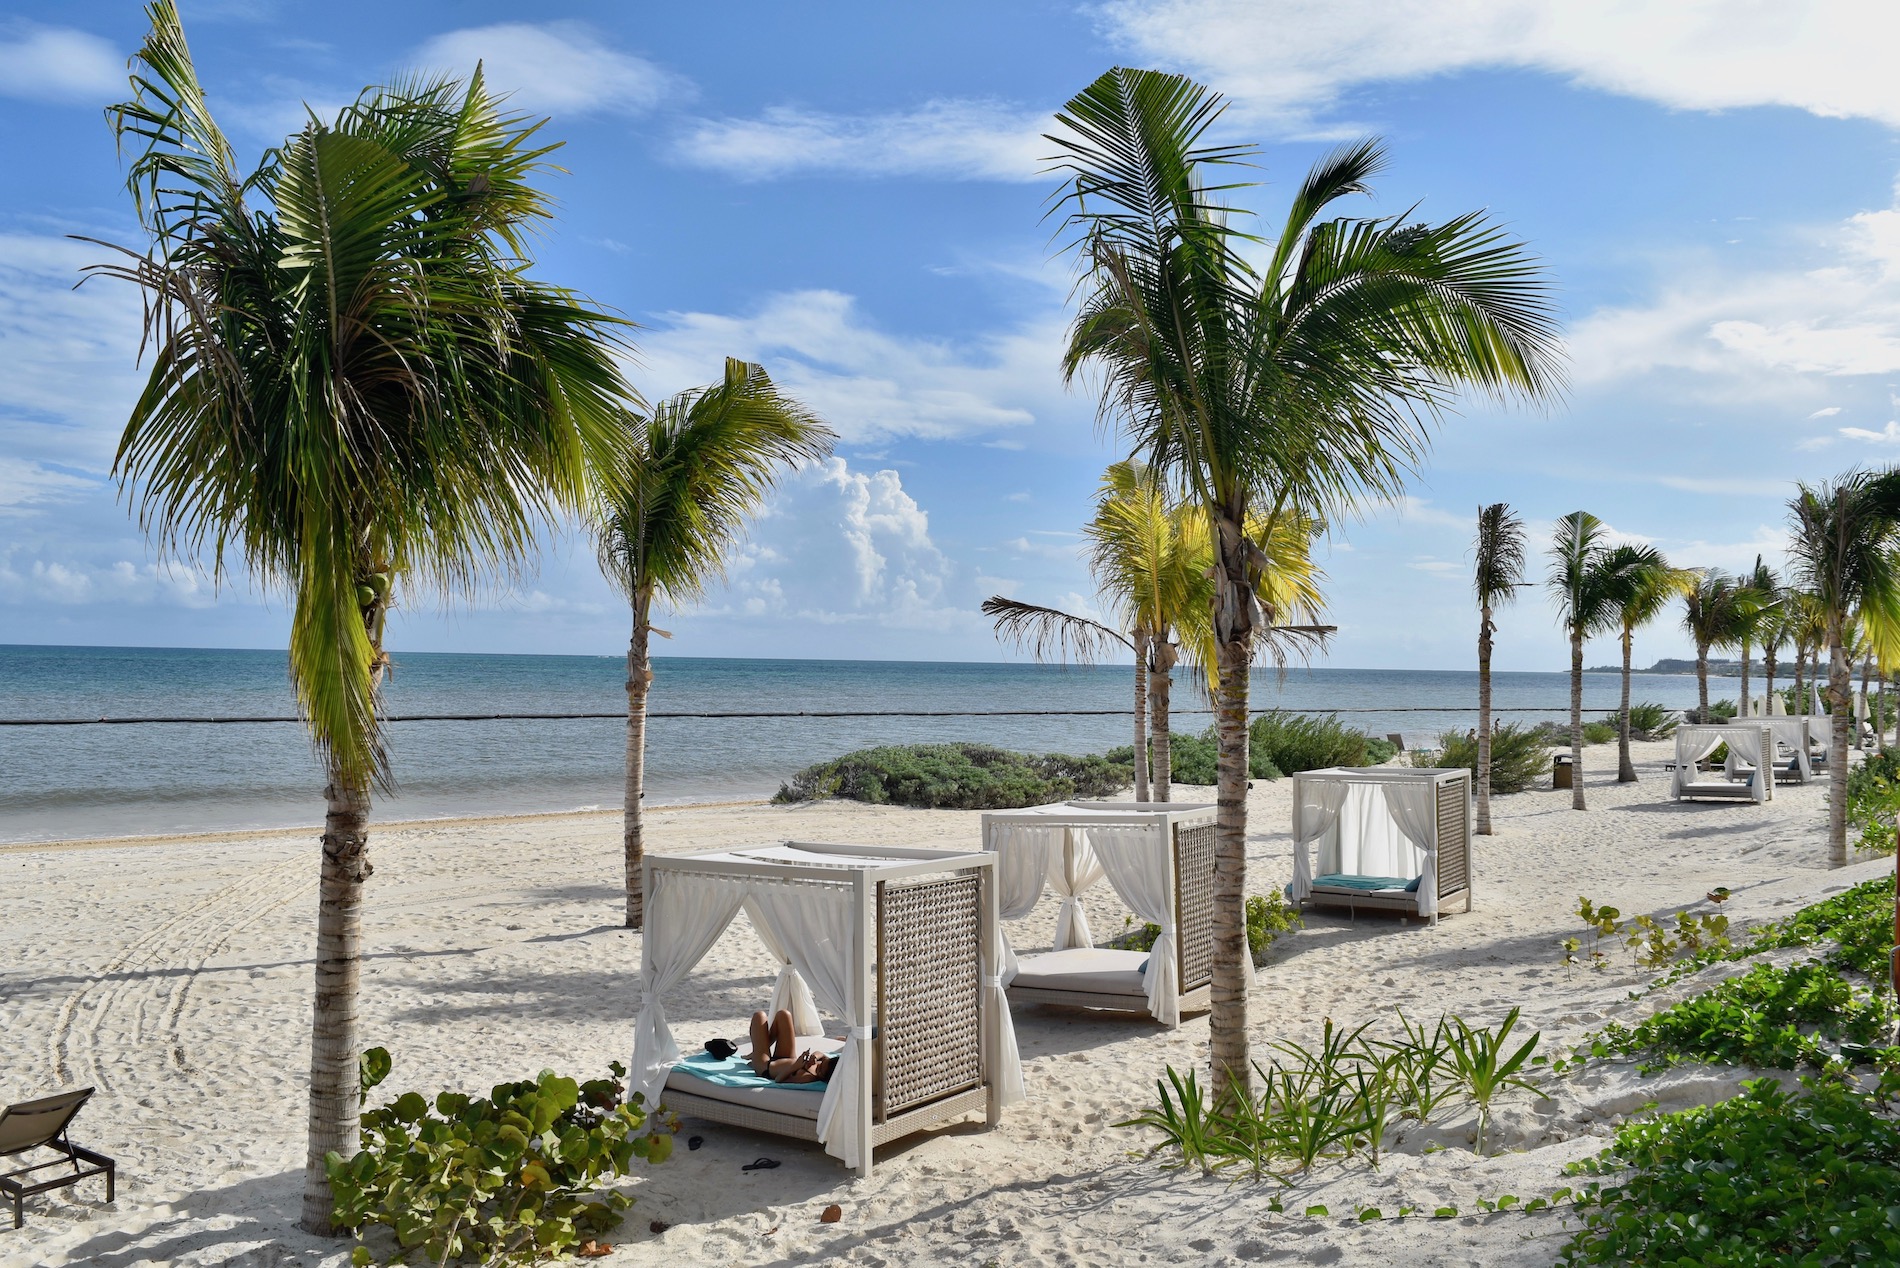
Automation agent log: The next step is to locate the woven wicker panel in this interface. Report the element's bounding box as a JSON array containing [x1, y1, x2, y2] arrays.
[[1174, 823, 1216, 992], [1435, 775, 1470, 895], [876, 873, 982, 1121]]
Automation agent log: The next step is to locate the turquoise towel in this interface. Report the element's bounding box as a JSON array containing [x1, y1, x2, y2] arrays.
[[1312, 873, 1413, 892], [674, 1051, 828, 1092]]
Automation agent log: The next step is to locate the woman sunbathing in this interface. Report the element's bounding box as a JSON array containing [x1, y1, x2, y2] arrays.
[[748, 1008, 837, 1084]]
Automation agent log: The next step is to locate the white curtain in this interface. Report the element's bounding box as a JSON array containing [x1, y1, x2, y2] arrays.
[[1049, 828, 1107, 951], [1088, 825, 1181, 1027], [629, 872, 750, 1111], [980, 883, 1027, 1109], [1382, 781, 1441, 918], [1674, 726, 1772, 802], [1291, 778, 1349, 901], [990, 824, 1058, 980], [1329, 783, 1423, 880], [742, 898, 824, 1035], [746, 880, 870, 1169], [1723, 727, 1773, 802]]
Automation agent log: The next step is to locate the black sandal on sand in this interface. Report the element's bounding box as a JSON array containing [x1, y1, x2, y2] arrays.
[[741, 1157, 780, 1172]]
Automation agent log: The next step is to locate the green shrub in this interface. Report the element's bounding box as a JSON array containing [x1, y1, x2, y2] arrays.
[[1249, 710, 1388, 774], [773, 742, 1132, 809], [1608, 701, 1680, 740], [1113, 728, 1285, 784], [1421, 723, 1549, 794], [1581, 720, 1617, 745], [327, 1057, 671, 1265], [1846, 749, 1900, 853], [1114, 892, 1302, 966], [1559, 1074, 1900, 1267], [1741, 874, 1895, 977]]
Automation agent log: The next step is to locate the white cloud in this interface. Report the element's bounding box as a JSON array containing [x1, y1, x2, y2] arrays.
[[635, 290, 1067, 443], [1101, 0, 1900, 133], [1568, 181, 1900, 391], [1390, 496, 1469, 531], [0, 553, 217, 608], [1408, 559, 1461, 577], [676, 99, 1049, 181], [1839, 421, 1900, 445], [1653, 475, 1794, 497], [414, 22, 682, 119], [0, 458, 93, 516], [1807, 406, 1843, 419], [0, 24, 121, 105]]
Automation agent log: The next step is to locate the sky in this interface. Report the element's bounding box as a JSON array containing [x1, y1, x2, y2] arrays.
[[3, 0, 1899, 672]]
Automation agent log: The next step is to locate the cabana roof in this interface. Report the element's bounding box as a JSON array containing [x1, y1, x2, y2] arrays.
[[649, 841, 988, 880], [980, 800, 1215, 829]]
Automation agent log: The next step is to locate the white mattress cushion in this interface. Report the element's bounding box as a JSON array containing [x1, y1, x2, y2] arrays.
[[1009, 947, 1149, 997], [663, 1034, 846, 1121]]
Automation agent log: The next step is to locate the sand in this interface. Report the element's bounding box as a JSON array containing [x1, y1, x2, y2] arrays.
[[1, 740, 1889, 1267]]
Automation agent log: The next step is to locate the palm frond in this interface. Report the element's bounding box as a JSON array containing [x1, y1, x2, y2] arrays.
[[1473, 501, 1527, 609], [981, 596, 1131, 664]]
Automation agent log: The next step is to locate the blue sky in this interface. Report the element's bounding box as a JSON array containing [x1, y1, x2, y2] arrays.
[[3, 1, 1899, 671]]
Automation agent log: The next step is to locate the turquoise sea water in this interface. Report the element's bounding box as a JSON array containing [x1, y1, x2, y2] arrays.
[[0, 644, 1708, 844]]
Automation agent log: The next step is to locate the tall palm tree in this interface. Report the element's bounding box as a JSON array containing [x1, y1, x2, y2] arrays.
[[594, 360, 833, 928], [1050, 68, 1561, 1092], [1547, 513, 1620, 810], [1735, 556, 1781, 717], [1786, 470, 1900, 867], [1472, 503, 1527, 834], [1758, 579, 1790, 714], [1787, 588, 1828, 714], [1681, 570, 1756, 719], [91, 3, 631, 1231], [1599, 546, 1695, 782], [982, 597, 1149, 794]]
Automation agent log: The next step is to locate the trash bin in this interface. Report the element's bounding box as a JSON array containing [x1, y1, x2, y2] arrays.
[[1552, 754, 1574, 790]]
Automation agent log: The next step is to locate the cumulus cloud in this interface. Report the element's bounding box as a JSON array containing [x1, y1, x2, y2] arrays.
[[414, 22, 683, 119], [1100, 0, 1900, 133], [0, 24, 121, 105], [635, 290, 1068, 443], [1567, 180, 1900, 395], [0, 553, 217, 608], [676, 99, 1049, 181], [1839, 421, 1900, 445]]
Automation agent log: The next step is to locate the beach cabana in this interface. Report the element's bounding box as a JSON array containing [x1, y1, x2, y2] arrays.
[[1671, 725, 1776, 802], [980, 801, 1224, 1027], [1288, 768, 1473, 923], [629, 842, 1021, 1177], [1752, 716, 1814, 784]]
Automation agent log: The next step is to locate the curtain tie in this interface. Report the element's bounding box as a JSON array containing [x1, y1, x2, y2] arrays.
[[983, 974, 1004, 989], [848, 1025, 874, 1040]]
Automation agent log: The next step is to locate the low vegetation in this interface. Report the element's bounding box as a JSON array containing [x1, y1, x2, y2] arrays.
[[1560, 896, 1730, 976], [1612, 701, 1680, 740], [1120, 1008, 1544, 1177], [328, 1056, 672, 1265], [1846, 748, 1900, 855], [774, 742, 1132, 809], [1418, 722, 1549, 794], [1112, 712, 1394, 785], [1113, 891, 1302, 966]]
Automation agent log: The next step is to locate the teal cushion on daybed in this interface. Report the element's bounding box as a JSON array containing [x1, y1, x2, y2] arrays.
[[1312, 873, 1414, 892], [673, 1052, 828, 1092]]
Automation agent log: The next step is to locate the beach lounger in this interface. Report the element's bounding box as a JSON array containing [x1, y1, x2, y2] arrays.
[[0, 1087, 114, 1229]]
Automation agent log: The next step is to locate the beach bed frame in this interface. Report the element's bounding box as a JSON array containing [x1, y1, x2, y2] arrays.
[[629, 842, 1018, 1178], [1289, 768, 1472, 924], [1672, 725, 1776, 803], [980, 801, 1218, 1028]]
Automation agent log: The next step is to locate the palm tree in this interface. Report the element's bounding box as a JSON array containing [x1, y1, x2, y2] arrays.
[[1787, 588, 1828, 714], [1472, 503, 1527, 834], [1786, 470, 1900, 867], [1681, 570, 1756, 719], [1735, 557, 1781, 718], [91, 4, 631, 1231], [1547, 513, 1621, 810], [1086, 461, 1204, 801], [1050, 68, 1561, 1092], [1599, 546, 1694, 782], [1758, 580, 1790, 714], [982, 597, 1149, 794], [595, 360, 834, 928]]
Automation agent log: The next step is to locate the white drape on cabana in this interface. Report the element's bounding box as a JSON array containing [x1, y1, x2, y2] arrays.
[[1293, 771, 1448, 916], [629, 846, 1024, 1171], [1672, 725, 1774, 801], [1749, 717, 1812, 783]]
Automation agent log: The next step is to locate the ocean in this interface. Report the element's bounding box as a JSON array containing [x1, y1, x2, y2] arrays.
[[0, 644, 1711, 844]]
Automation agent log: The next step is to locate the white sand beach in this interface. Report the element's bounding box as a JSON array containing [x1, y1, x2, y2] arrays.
[[2, 742, 1886, 1268]]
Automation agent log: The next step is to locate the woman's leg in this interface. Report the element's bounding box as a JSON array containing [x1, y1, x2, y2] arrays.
[[769, 1009, 797, 1060], [748, 1011, 773, 1073]]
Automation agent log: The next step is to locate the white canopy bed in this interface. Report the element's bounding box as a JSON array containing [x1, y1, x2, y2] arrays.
[[629, 842, 1022, 1177], [1288, 768, 1473, 923], [980, 801, 1224, 1027], [1671, 725, 1776, 802], [1751, 716, 1814, 784]]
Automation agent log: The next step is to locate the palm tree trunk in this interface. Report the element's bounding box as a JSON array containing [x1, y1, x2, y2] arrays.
[[1696, 640, 1711, 719], [1739, 637, 1752, 717], [1132, 628, 1151, 802], [1764, 646, 1778, 717], [1209, 507, 1253, 1100], [1828, 627, 1851, 868], [1476, 604, 1495, 835], [1618, 625, 1636, 782], [299, 770, 372, 1233], [1149, 638, 1176, 802], [624, 605, 653, 929], [1570, 629, 1586, 810]]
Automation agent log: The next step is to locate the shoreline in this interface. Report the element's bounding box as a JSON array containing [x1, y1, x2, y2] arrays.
[[0, 796, 775, 855]]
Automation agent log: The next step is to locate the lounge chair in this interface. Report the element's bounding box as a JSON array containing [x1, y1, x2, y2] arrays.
[[0, 1087, 115, 1228]]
